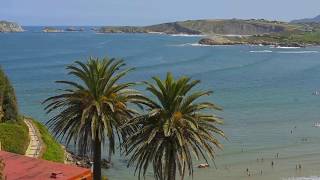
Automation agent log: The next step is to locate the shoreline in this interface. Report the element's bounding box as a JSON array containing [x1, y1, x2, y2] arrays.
[[198, 37, 312, 48], [63, 146, 111, 169]]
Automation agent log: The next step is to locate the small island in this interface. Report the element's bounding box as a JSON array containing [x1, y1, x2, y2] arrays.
[[42, 27, 64, 33], [0, 21, 24, 32], [65, 27, 85, 32]]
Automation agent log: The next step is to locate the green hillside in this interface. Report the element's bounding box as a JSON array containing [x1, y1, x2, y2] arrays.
[[99, 19, 301, 35], [0, 68, 19, 123], [0, 123, 29, 154], [0, 67, 29, 154]]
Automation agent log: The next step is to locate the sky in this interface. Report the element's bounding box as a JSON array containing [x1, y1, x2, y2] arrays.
[[1, 0, 320, 26]]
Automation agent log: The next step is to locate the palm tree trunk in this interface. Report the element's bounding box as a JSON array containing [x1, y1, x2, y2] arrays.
[[167, 151, 176, 180], [107, 136, 114, 163], [180, 162, 185, 180], [107, 146, 112, 163], [93, 136, 102, 180]]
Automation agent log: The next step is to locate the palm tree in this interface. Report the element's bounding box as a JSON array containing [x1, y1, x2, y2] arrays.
[[123, 73, 225, 180], [44, 57, 143, 180]]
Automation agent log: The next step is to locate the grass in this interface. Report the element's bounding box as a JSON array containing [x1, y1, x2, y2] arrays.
[[31, 119, 65, 163], [0, 122, 29, 154]]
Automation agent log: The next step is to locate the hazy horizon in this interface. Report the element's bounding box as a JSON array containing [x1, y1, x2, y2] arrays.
[[1, 0, 320, 26]]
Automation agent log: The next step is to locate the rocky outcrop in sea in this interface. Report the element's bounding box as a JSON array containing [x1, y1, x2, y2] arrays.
[[42, 27, 64, 33], [198, 37, 307, 47], [64, 148, 111, 169], [0, 21, 24, 32]]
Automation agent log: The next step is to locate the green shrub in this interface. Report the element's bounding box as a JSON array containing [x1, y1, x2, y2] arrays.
[[31, 119, 65, 163], [0, 122, 29, 154], [0, 67, 19, 123]]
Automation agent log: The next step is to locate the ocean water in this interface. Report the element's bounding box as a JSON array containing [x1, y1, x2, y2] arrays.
[[1, 27, 320, 180]]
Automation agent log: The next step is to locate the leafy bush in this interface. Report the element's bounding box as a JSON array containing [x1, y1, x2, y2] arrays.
[[0, 68, 19, 123], [0, 122, 29, 154]]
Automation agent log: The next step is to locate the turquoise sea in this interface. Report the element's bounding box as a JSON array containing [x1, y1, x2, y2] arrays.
[[1, 27, 320, 180]]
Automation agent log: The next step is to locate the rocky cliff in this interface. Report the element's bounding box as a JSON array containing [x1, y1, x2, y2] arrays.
[[0, 21, 24, 32]]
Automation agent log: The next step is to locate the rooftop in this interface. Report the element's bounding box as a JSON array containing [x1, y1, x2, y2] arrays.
[[0, 151, 92, 180]]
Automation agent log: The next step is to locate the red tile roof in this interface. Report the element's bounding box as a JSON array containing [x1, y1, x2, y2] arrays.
[[0, 151, 92, 180]]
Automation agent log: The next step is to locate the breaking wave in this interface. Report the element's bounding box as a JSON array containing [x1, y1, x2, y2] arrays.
[[170, 43, 231, 47], [249, 50, 273, 53], [283, 176, 320, 180], [277, 51, 318, 54], [169, 34, 205, 37]]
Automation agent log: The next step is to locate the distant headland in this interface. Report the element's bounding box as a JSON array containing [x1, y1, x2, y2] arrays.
[[98, 19, 292, 35], [0, 21, 24, 32], [98, 18, 320, 47]]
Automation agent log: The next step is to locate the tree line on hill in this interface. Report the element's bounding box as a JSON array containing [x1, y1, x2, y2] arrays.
[[0, 68, 19, 123]]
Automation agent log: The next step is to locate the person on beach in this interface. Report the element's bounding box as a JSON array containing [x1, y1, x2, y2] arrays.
[[271, 161, 274, 167], [246, 168, 251, 176]]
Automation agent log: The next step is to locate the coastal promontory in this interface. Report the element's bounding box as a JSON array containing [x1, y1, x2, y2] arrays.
[[98, 18, 320, 47], [0, 21, 24, 32], [98, 19, 297, 35]]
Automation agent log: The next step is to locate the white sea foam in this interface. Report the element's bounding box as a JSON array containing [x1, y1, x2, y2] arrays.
[[170, 43, 209, 47], [173, 43, 232, 47], [283, 176, 320, 180], [169, 34, 205, 37], [148, 31, 165, 34], [271, 46, 301, 49], [277, 51, 318, 54], [249, 50, 273, 53]]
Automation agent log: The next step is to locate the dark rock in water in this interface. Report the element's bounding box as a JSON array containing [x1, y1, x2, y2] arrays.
[[64, 149, 111, 169], [277, 42, 305, 48], [101, 159, 112, 169], [199, 37, 306, 47], [65, 27, 85, 32], [65, 27, 77, 31], [0, 21, 24, 32]]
